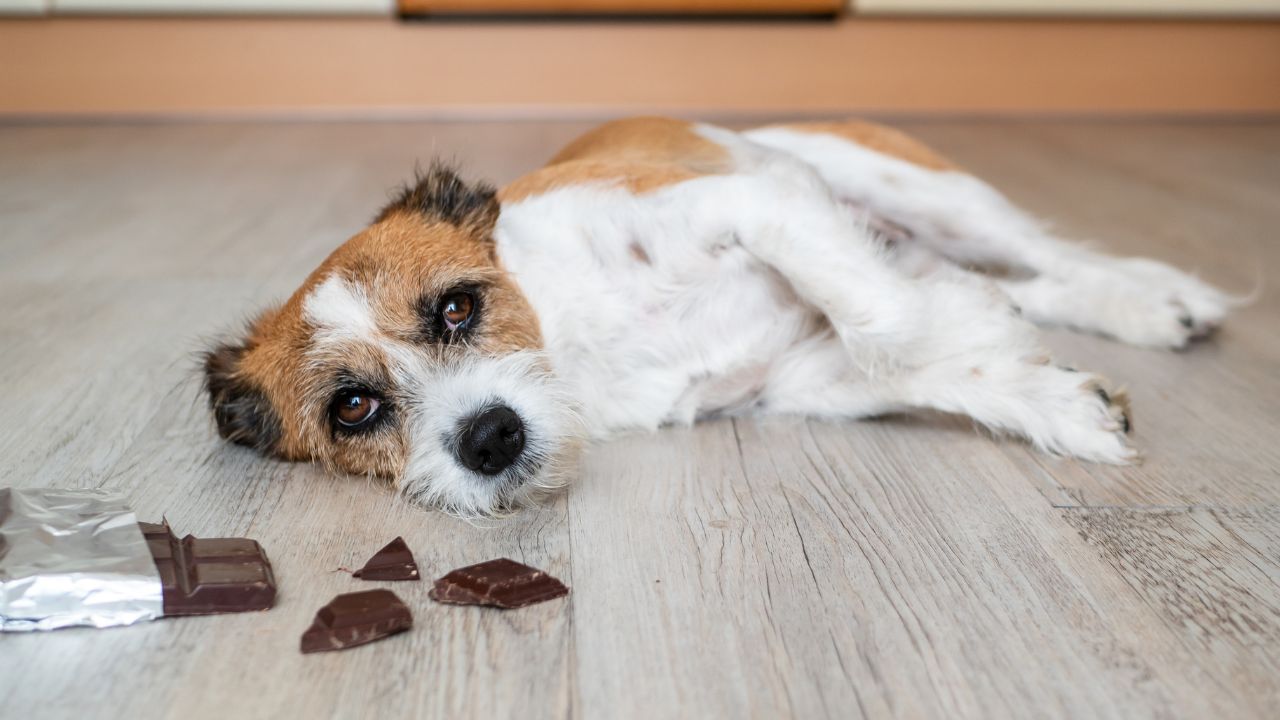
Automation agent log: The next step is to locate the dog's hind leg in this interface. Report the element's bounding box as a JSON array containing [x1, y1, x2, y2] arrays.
[[742, 122, 1235, 349], [671, 173, 1135, 463], [757, 327, 1134, 464]]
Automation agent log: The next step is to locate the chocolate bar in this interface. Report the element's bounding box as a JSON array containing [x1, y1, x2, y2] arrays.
[[301, 589, 412, 654], [429, 558, 568, 609], [352, 537, 419, 581], [139, 521, 276, 616]]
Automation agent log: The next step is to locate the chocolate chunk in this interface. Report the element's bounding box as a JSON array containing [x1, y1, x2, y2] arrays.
[[139, 521, 276, 616], [429, 558, 568, 609], [300, 589, 412, 654], [352, 537, 419, 581]]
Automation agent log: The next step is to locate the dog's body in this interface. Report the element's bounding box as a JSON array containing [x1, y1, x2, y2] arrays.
[[205, 117, 1232, 517]]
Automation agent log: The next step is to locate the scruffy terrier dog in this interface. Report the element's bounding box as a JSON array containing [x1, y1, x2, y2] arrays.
[[204, 118, 1231, 518]]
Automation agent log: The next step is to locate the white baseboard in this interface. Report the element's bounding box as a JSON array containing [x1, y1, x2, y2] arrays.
[[0, 0, 49, 15], [856, 0, 1280, 16], [52, 0, 392, 13]]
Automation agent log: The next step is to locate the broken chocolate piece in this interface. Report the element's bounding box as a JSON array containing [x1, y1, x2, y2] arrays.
[[429, 558, 568, 609], [352, 537, 419, 581], [300, 589, 412, 654], [139, 521, 276, 616]]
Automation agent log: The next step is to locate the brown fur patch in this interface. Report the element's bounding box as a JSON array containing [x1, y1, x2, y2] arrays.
[[499, 117, 732, 203], [547, 117, 730, 171], [499, 160, 706, 204], [764, 120, 958, 172]]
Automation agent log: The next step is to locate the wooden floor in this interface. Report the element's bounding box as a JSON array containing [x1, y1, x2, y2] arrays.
[[1, 119, 1278, 720]]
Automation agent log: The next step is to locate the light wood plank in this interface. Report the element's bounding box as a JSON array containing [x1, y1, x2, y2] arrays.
[[1062, 507, 1280, 712]]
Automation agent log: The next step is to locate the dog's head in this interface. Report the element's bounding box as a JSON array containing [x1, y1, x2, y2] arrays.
[[203, 165, 580, 517]]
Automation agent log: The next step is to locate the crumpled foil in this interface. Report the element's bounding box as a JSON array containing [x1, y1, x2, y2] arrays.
[[0, 487, 163, 632]]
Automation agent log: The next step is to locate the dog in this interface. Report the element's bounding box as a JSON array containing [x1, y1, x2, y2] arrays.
[[203, 117, 1232, 518]]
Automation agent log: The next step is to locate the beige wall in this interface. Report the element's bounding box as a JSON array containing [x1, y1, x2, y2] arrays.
[[2, 18, 1278, 118]]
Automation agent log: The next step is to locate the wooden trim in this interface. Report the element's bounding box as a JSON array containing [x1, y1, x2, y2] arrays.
[[400, 0, 841, 13], [1, 18, 1278, 117]]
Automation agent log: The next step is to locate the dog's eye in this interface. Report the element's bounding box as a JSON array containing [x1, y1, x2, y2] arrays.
[[333, 392, 381, 428], [441, 291, 475, 331]]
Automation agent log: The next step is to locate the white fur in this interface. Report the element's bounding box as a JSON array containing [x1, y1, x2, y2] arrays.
[[491, 122, 1206, 468], [303, 274, 379, 346], [743, 126, 1235, 349], [395, 351, 581, 519]]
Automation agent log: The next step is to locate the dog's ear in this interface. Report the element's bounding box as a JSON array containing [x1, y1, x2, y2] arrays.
[[202, 332, 281, 454], [376, 161, 500, 238]]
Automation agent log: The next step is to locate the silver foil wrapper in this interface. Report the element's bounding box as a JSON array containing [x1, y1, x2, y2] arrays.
[[0, 487, 163, 632]]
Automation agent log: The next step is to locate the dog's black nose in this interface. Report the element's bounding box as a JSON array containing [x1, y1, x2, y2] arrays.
[[456, 405, 526, 476]]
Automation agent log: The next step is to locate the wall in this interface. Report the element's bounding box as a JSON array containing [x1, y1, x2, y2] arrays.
[[3, 17, 1278, 118]]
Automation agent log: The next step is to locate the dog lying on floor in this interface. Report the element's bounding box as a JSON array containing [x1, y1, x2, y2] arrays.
[[203, 117, 1232, 517]]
